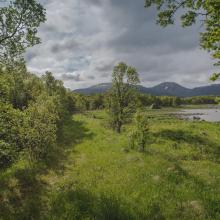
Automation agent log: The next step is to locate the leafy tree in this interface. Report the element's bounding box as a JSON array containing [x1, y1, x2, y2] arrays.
[[172, 97, 182, 107], [74, 94, 90, 112], [0, 0, 46, 64], [129, 111, 149, 152], [145, 0, 220, 80], [108, 62, 140, 133], [89, 94, 105, 110], [0, 69, 14, 103]]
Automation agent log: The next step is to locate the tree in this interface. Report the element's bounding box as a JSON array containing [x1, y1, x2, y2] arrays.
[[108, 62, 140, 133], [172, 97, 182, 107], [145, 0, 220, 80], [0, 0, 46, 64], [129, 111, 149, 152]]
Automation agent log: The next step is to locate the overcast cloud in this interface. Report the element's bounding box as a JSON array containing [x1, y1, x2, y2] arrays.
[[25, 0, 219, 89]]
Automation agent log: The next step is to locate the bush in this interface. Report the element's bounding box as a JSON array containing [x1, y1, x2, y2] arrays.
[[0, 102, 24, 168], [0, 140, 17, 169], [22, 95, 59, 164], [129, 111, 150, 152]]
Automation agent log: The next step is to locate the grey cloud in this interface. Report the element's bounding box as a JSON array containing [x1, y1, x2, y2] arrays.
[[95, 61, 115, 72], [51, 39, 80, 53], [25, 51, 38, 62], [61, 73, 83, 82], [25, 0, 218, 90], [87, 75, 95, 80]]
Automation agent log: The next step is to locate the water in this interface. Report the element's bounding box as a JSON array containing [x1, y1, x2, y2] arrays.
[[178, 108, 220, 122]]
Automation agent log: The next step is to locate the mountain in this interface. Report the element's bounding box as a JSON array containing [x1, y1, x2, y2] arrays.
[[73, 82, 220, 97], [191, 84, 220, 96], [148, 82, 191, 97], [74, 83, 112, 94]]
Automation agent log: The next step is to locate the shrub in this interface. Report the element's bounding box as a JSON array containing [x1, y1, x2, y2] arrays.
[[22, 95, 59, 164], [0, 140, 17, 169], [0, 102, 24, 168], [129, 111, 150, 152]]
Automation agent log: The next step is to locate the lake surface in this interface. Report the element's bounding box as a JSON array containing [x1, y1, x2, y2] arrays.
[[178, 108, 220, 122]]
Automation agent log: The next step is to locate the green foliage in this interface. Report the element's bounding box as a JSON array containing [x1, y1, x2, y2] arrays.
[[183, 96, 218, 105], [210, 73, 220, 81], [0, 71, 13, 102], [0, 140, 17, 169], [215, 97, 220, 105], [0, 0, 46, 64], [145, 0, 220, 80], [0, 66, 76, 168], [137, 93, 218, 107], [42, 71, 76, 120], [89, 94, 105, 110], [75, 92, 219, 111], [129, 111, 150, 152], [0, 102, 24, 168], [22, 95, 59, 164], [108, 62, 140, 133]]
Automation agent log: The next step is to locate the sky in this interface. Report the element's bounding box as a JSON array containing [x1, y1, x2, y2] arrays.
[[25, 0, 219, 90]]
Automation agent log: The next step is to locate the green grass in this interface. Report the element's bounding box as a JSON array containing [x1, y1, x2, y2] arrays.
[[1, 109, 220, 219]]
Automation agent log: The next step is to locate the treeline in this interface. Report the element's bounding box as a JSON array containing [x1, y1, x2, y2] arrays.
[[73, 93, 219, 111], [0, 64, 76, 168]]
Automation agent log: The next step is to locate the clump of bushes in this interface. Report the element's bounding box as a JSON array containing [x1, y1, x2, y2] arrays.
[[0, 102, 24, 168], [0, 67, 76, 169], [129, 111, 150, 152]]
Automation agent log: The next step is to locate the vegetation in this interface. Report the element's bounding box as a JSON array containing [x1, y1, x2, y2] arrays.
[[0, 0, 46, 64], [107, 62, 139, 133], [0, 0, 76, 169], [74, 92, 219, 112], [1, 110, 220, 219], [0, 66, 76, 167], [129, 111, 150, 152], [0, 0, 220, 219], [145, 0, 220, 80]]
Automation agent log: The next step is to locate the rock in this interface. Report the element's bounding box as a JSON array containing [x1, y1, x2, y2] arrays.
[[193, 116, 200, 120]]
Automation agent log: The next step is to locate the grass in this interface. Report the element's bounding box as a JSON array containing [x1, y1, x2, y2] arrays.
[[0, 108, 220, 219]]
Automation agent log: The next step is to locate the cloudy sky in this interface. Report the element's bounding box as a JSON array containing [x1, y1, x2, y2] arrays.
[[25, 0, 218, 89]]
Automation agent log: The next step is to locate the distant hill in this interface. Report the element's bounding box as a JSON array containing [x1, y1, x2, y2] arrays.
[[73, 82, 220, 97], [74, 83, 112, 94]]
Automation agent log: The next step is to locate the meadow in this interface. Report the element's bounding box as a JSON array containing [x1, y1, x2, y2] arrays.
[[0, 108, 219, 220]]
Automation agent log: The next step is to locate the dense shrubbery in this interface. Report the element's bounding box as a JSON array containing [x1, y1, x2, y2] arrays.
[[0, 102, 24, 168], [0, 66, 76, 168]]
